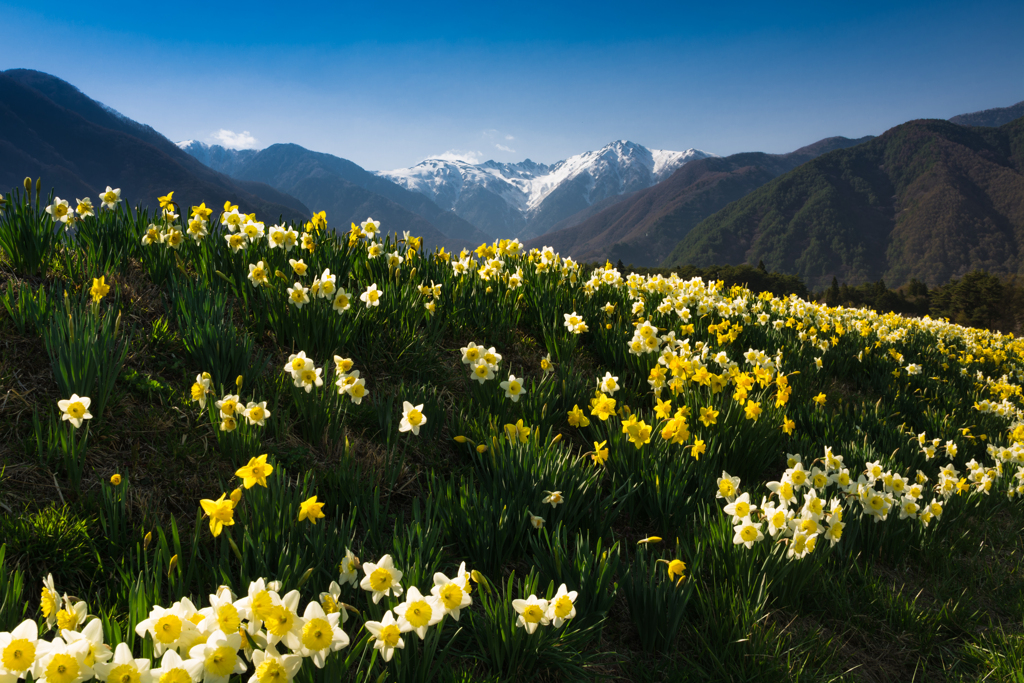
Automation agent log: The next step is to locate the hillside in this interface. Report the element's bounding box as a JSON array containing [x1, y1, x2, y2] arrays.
[[949, 100, 1024, 128], [663, 118, 1024, 288], [525, 136, 872, 265], [0, 70, 308, 221], [181, 142, 492, 246]]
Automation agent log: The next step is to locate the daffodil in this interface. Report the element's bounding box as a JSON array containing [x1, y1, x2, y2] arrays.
[[546, 584, 577, 627], [99, 186, 121, 210], [394, 586, 443, 640], [248, 262, 270, 287], [236, 454, 273, 489], [46, 197, 71, 223], [812, 393, 827, 407], [528, 512, 545, 529], [591, 440, 609, 465], [542, 491, 564, 507], [58, 395, 93, 428], [338, 549, 360, 588], [243, 402, 270, 427], [360, 284, 381, 308], [500, 374, 526, 402], [504, 419, 531, 443], [200, 494, 235, 537], [297, 601, 349, 667], [0, 619, 42, 677], [364, 611, 405, 662], [360, 555, 404, 604], [75, 197, 94, 218], [298, 496, 326, 524], [399, 401, 426, 435], [512, 595, 550, 634], [567, 405, 590, 428], [149, 649, 204, 683], [287, 283, 310, 308], [332, 289, 351, 314], [93, 642, 151, 683], [431, 563, 472, 621], [135, 602, 199, 657], [29, 635, 93, 683], [248, 646, 301, 683], [189, 630, 244, 683]]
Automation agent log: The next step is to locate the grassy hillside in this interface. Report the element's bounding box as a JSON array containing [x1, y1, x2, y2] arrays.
[[665, 118, 1024, 289], [2, 182, 1024, 682]]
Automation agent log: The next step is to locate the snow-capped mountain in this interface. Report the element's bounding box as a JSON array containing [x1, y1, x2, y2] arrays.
[[378, 141, 714, 239]]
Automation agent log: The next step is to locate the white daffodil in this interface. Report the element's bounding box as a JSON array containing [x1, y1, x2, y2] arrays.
[[546, 584, 578, 628], [512, 595, 550, 634], [296, 601, 349, 668], [394, 587, 443, 640], [431, 563, 473, 621], [57, 395, 93, 428], [93, 642, 152, 683], [364, 611, 406, 662], [359, 554, 404, 604]]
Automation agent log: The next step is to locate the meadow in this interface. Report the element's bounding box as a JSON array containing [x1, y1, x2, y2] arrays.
[[1, 178, 1023, 682]]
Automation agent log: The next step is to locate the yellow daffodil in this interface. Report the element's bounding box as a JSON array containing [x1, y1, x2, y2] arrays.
[[200, 493, 235, 537], [236, 454, 273, 489], [298, 496, 326, 524]]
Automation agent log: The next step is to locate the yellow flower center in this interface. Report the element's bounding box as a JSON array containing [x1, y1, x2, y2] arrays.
[[521, 605, 544, 624], [508, 381, 521, 394], [741, 526, 759, 542], [554, 595, 574, 619], [799, 519, 817, 534], [2, 639, 34, 672], [380, 624, 401, 648], [408, 410, 423, 426], [291, 290, 305, 302], [154, 614, 183, 644], [718, 480, 735, 498], [46, 654, 79, 683], [350, 384, 366, 398], [439, 584, 463, 610], [41, 588, 59, 618], [251, 590, 274, 620], [109, 663, 140, 683], [369, 567, 393, 593], [405, 600, 432, 629], [791, 470, 807, 487], [66, 402, 86, 419], [56, 609, 78, 631], [733, 501, 750, 517], [301, 370, 317, 385], [771, 511, 786, 528], [255, 657, 286, 683], [265, 606, 295, 637], [159, 668, 193, 683], [206, 646, 237, 677], [220, 399, 237, 416], [217, 603, 241, 633], [869, 495, 885, 511], [368, 291, 379, 303], [248, 406, 265, 422], [301, 618, 333, 651], [321, 595, 339, 614]]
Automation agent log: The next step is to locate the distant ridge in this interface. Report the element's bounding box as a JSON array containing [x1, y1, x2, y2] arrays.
[[525, 136, 872, 266], [0, 69, 309, 221], [663, 118, 1024, 289], [949, 101, 1024, 128]]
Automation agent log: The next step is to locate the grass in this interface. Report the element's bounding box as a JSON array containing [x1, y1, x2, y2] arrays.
[[0, 187, 1022, 681]]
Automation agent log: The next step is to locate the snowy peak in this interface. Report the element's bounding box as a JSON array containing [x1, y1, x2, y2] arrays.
[[377, 140, 714, 238]]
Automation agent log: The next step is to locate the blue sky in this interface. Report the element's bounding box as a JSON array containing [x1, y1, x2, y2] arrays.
[[1, 0, 1021, 170]]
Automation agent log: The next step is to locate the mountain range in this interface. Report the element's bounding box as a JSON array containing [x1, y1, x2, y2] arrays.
[[948, 100, 1024, 128], [0, 69, 309, 223], [377, 142, 714, 239], [178, 141, 492, 250], [664, 117, 1024, 288], [523, 136, 874, 266]]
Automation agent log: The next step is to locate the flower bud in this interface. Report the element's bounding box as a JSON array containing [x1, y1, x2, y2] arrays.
[[23, 177, 32, 193], [453, 435, 468, 443], [168, 554, 179, 576], [144, 531, 153, 549], [110, 474, 122, 486]]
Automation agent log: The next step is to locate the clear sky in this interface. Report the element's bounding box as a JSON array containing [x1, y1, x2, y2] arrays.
[[1, 0, 1021, 170]]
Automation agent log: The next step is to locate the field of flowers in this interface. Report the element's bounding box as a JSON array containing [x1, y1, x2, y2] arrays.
[[1, 178, 1024, 682]]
